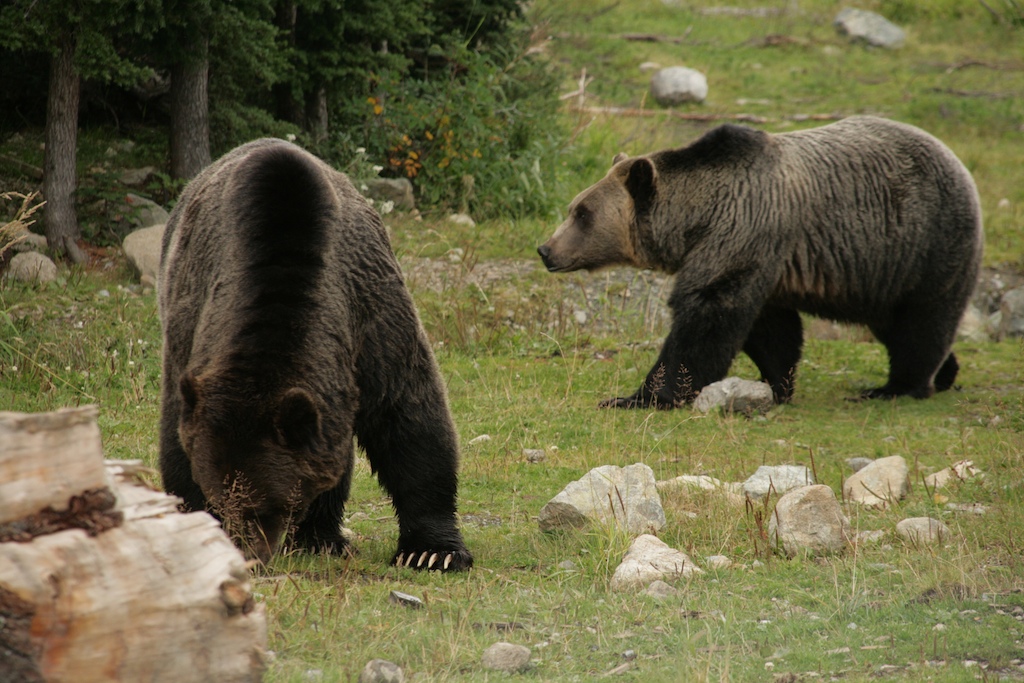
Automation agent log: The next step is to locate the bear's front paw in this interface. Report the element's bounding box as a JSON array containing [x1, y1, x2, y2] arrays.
[[288, 527, 356, 558], [392, 547, 473, 572]]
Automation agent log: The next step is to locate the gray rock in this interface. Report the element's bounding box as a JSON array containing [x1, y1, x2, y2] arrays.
[[481, 642, 531, 673], [447, 213, 476, 227], [643, 579, 679, 599], [610, 534, 702, 590], [363, 178, 415, 211], [896, 517, 950, 545], [957, 304, 991, 342], [742, 464, 815, 500], [998, 287, 1024, 338], [538, 463, 665, 534], [834, 8, 905, 49], [846, 457, 874, 473], [7, 228, 48, 253], [694, 377, 774, 416], [946, 502, 987, 515], [523, 448, 546, 463], [120, 166, 159, 187], [650, 66, 708, 106], [706, 555, 732, 570], [122, 224, 165, 285], [768, 485, 850, 558], [7, 251, 57, 283], [359, 659, 404, 683], [855, 529, 886, 545], [843, 455, 908, 508], [123, 193, 170, 229]]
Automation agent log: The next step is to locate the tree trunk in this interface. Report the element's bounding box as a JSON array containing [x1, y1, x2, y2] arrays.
[[170, 36, 212, 181], [307, 85, 329, 142], [0, 407, 267, 683], [272, 0, 305, 126], [43, 31, 86, 265]]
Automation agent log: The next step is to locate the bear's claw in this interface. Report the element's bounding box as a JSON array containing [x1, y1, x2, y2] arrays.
[[391, 548, 472, 572]]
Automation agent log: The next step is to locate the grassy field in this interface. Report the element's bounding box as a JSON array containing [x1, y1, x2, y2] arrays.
[[3, 1, 1024, 681]]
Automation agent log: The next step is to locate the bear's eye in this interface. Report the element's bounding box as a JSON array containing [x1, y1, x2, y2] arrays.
[[574, 206, 592, 228]]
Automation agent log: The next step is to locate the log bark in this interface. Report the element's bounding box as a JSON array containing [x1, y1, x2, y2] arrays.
[[0, 407, 266, 683]]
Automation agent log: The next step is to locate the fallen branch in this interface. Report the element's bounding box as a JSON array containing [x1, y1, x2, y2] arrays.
[[927, 87, 1017, 99], [567, 105, 847, 125], [618, 28, 694, 44], [0, 154, 44, 181], [944, 57, 1024, 73]]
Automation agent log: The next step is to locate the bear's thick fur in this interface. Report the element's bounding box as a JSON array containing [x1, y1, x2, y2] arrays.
[[159, 138, 471, 570], [538, 116, 982, 408]]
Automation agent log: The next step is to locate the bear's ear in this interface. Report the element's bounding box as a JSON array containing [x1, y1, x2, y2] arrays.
[[612, 152, 629, 165], [624, 158, 657, 218], [275, 388, 322, 451]]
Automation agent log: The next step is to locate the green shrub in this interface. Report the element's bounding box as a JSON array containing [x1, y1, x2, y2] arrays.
[[324, 39, 567, 221]]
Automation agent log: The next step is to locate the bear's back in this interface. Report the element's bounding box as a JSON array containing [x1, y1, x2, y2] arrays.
[[159, 139, 395, 380]]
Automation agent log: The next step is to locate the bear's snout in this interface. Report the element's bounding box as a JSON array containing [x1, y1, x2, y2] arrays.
[[537, 244, 552, 268]]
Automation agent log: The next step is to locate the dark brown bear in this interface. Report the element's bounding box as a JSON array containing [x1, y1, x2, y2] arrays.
[[538, 116, 982, 408], [159, 138, 471, 570]]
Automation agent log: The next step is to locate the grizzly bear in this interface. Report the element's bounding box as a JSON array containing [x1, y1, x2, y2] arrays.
[[159, 138, 472, 570], [538, 116, 982, 408]]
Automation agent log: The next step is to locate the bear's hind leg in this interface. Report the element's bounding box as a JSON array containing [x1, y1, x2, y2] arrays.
[[934, 353, 959, 392], [863, 311, 956, 399], [742, 306, 803, 403]]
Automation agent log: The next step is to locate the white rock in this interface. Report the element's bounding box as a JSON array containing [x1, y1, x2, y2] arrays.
[[843, 455, 908, 508], [7, 251, 57, 283], [610, 534, 702, 590], [742, 465, 815, 500], [895, 517, 950, 545], [650, 66, 708, 106], [834, 8, 905, 49], [924, 459, 984, 489], [538, 463, 665, 534], [468, 434, 491, 445], [358, 659, 405, 683], [481, 642, 531, 673], [447, 213, 476, 227], [122, 223, 165, 286], [656, 474, 723, 494], [768, 485, 850, 558], [694, 377, 774, 415]]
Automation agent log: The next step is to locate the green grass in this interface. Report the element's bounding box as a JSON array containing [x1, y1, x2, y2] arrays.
[[3, 1, 1024, 681]]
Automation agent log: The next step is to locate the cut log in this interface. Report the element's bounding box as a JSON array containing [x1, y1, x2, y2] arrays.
[[0, 407, 267, 683]]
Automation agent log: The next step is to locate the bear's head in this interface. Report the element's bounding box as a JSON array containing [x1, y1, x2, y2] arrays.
[[538, 153, 657, 273], [177, 369, 343, 563]]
